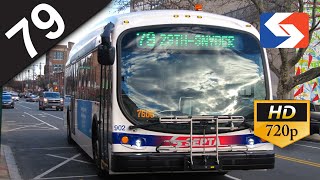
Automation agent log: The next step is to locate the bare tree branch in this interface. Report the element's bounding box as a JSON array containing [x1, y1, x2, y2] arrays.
[[249, 0, 265, 13], [288, 48, 308, 68], [298, 0, 304, 12], [310, 0, 318, 30], [288, 67, 320, 90]]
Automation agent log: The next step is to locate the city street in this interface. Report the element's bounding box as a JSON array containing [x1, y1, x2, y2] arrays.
[[2, 100, 320, 180]]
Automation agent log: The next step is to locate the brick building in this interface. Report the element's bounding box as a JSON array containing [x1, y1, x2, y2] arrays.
[[44, 42, 74, 94]]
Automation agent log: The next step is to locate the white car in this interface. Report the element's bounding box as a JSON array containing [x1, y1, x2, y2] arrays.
[[11, 93, 20, 101]]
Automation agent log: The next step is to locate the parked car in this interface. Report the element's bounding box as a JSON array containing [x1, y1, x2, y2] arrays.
[[310, 101, 320, 135], [18, 92, 26, 98], [39, 91, 64, 111], [2, 94, 14, 108], [26, 94, 39, 102], [11, 93, 19, 101]]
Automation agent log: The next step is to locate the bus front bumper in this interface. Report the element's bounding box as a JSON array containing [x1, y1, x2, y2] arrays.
[[111, 151, 274, 172]]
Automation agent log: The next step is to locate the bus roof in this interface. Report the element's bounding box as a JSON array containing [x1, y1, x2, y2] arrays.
[[66, 9, 259, 66]]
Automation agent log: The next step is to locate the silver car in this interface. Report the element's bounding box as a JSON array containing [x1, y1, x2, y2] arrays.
[[39, 91, 63, 111]]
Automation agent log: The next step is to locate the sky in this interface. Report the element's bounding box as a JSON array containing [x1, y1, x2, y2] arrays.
[[17, 1, 129, 80]]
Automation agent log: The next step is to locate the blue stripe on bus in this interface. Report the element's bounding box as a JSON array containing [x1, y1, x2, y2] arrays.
[[77, 100, 93, 137], [112, 132, 263, 146]]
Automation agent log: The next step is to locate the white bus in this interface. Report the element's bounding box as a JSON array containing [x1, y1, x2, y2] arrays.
[[63, 8, 274, 176]]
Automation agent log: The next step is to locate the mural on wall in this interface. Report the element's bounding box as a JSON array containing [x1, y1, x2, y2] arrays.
[[294, 2, 320, 104]]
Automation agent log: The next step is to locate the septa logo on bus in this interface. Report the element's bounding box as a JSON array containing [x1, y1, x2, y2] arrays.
[[163, 136, 221, 148]]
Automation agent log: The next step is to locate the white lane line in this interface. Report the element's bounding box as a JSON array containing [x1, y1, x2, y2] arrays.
[[29, 147, 76, 150], [7, 123, 44, 132], [24, 112, 59, 130], [17, 104, 32, 109], [3, 129, 58, 133], [46, 154, 93, 164], [300, 140, 320, 145], [225, 174, 242, 180], [41, 112, 63, 120], [36, 175, 97, 180], [33, 153, 81, 180], [293, 143, 320, 150]]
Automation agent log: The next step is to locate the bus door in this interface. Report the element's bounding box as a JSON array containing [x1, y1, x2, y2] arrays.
[[99, 65, 110, 165], [70, 64, 76, 134]]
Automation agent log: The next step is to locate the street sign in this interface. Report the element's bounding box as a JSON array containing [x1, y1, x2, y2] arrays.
[[79, 66, 91, 69], [254, 100, 310, 148]]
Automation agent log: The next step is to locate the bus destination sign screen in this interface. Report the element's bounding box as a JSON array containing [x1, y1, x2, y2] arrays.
[[136, 32, 236, 50]]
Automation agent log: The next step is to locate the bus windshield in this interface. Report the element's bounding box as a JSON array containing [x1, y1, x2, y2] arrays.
[[119, 25, 267, 133]]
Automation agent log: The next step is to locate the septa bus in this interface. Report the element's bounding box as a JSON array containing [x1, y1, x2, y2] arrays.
[[63, 8, 275, 176]]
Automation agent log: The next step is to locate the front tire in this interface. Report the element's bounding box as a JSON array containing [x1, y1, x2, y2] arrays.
[[67, 110, 74, 145]]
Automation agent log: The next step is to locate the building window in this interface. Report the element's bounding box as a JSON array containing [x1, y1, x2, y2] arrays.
[[53, 51, 64, 60], [53, 64, 63, 72]]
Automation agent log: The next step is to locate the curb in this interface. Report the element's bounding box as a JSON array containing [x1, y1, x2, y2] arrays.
[[1, 145, 22, 180], [303, 134, 320, 142]]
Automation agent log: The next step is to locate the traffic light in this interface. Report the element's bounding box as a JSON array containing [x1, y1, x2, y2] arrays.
[[54, 86, 58, 91]]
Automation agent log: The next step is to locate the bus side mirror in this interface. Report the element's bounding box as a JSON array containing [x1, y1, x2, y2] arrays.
[[98, 45, 115, 65], [98, 22, 115, 65]]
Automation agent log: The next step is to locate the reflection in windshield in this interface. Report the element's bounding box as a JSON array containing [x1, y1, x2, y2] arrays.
[[119, 26, 266, 132], [44, 93, 60, 98]]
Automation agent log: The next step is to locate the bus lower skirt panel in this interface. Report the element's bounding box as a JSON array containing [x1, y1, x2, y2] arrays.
[[110, 151, 275, 173]]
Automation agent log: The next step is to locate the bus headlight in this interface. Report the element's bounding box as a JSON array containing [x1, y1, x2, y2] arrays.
[[247, 138, 255, 146], [135, 139, 142, 148]]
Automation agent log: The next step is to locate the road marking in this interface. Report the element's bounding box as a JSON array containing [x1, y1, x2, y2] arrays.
[[225, 174, 242, 180], [4, 129, 57, 132], [41, 112, 63, 120], [276, 154, 320, 168], [35, 175, 97, 180], [300, 140, 320, 145], [7, 123, 45, 132], [47, 154, 93, 164], [17, 104, 32, 109], [29, 147, 76, 150], [293, 143, 320, 150], [24, 112, 59, 130], [33, 153, 81, 180]]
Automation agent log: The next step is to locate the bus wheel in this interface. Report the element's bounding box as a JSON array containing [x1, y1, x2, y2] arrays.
[[67, 110, 74, 145], [92, 120, 104, 177]]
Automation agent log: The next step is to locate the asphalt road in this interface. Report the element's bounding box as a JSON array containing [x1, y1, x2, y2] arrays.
[[2, 99, 320, 180]]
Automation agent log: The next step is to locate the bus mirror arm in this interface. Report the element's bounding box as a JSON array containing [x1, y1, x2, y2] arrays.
[[98, 22, 115, 65]]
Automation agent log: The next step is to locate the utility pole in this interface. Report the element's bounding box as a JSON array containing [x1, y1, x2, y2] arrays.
[[27, 69, 30, 92], [38, 62, 43, 90], [32, 64, 36, 93], [39, 62, 43, 76]]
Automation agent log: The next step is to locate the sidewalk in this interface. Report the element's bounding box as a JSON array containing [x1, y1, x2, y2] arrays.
[[0, 145, 22, 180], [0, 145, 10, 180]]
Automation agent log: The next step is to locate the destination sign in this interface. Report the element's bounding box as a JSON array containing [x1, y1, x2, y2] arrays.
[[136, 32, 236, 50]]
